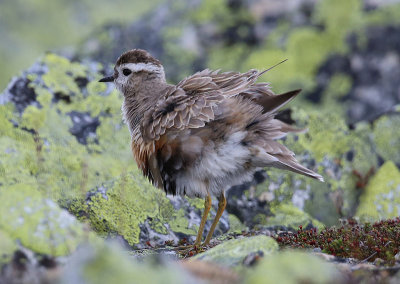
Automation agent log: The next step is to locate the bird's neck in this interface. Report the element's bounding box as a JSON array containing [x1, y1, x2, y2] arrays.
[[122, 80, 167, 138]]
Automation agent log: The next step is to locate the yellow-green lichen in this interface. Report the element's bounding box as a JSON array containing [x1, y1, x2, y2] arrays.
[[228, 214, 246, 233], [87, 173, 170, 245], [0, 184, 86, 256], [41, 53, 86, 96], [78, 243, 188, 284], [356, 161, 400, 220], [244, 0, 362, 93], [0, 53, 144, 234], [246, 250, 342, 284], [0, 230, 16, 266], [193, 235, 278, 267], [372, 114, 400, 165], [267, 203, 324, 231]]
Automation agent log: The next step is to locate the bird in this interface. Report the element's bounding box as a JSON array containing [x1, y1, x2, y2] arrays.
[[99, 49, 324, 248]]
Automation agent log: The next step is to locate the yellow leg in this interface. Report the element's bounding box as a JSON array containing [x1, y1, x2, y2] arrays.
[[203, 193, 226, 246], [193, 193, 212, 246]]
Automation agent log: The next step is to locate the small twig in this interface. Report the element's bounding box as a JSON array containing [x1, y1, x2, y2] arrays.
[[359, 241, 392, 263]]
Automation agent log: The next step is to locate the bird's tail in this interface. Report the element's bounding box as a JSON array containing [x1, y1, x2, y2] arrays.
[[271, 155, 324, 182]]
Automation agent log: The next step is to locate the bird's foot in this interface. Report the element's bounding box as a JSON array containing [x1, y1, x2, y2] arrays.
[[173, 244, 194, 251], [174, 243, 207, 257]]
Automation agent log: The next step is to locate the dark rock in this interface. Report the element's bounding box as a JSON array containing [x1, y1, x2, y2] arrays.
[[68, 111, 100, 144], [4, 77, 38, 114]]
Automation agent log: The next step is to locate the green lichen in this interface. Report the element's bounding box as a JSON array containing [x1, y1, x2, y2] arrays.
[[41, 53, 86, 96], [0, 230, 16, 266], [228, 214, 247, 233], [246, 250, 342, 284], [86, 171, 231, 244], [63, 243, 189, 284], [168, 208, 198, 236], [87, 172, 174, 246], [244, 0, 362, 93], [356, 161, 400, 220], [0, 184, 86, 256], [320, 74, 353, 117], [293, 110, 351, 162], [372, 114, 400, 165], [192, 235, 278, 267], [267, 203, 324, 231], [256, 106, 379, 225], [0, 54, 151, 247]]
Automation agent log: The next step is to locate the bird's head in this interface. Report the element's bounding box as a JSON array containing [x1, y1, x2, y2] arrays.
[[99, 49, 165, 95]]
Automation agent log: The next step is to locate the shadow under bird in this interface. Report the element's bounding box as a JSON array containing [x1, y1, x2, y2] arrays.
[[99, 49, 324, 248]]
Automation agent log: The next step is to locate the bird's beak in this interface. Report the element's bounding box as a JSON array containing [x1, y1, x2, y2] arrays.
[[99, 75, 114, 82]]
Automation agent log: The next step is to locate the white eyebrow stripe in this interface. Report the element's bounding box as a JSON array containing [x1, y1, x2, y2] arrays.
[[121, 63, 163, 73]]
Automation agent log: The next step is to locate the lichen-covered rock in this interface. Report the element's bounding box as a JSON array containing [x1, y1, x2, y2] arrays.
[[61, 243, 198, 284], [0, 53, 229, 250], [87, 172, 229, 248], [72, 0, 400, 232], [246, 250, 344, 284], [192, 235, 278, 267], [356, 161, 400, 220], [372, 113, 400, 166], [0, 184, 86, 256], [265, 203, 324, 231], [245, 108, 379, 226], [0, 230, 16, 266]]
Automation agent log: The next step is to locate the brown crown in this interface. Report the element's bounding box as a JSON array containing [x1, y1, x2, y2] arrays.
[[115, 49, 162, 67]]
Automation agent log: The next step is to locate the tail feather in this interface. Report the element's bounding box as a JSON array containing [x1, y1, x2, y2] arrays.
[[257, 89, 301, 114], [274, 119, 307, 134], [271, 155, 324, 182]]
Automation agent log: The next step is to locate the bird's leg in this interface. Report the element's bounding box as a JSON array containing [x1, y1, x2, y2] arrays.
[[193, 193, 212, 247], [174, 193, 211, 251], [203, 193, 226, 246]]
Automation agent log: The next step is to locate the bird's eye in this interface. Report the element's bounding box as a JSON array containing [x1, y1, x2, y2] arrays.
[[122, 68, 132, 76]]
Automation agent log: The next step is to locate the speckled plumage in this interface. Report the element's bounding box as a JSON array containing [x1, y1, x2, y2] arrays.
[[100, 48, 324, 246]]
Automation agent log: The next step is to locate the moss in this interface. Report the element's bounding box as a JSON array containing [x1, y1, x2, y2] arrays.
[[192, 235, 278, 267], [0, 230, 16, 266], [0, 184, 86, 256], [356, 161, 400, 220], [267, 203, 324, 231], [246, 250, 342, 284]]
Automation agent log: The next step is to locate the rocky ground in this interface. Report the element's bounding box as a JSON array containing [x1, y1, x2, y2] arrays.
[[1, 0, 400, 283]]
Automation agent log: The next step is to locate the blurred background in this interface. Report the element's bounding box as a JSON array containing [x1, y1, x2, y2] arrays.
[[1, 0, 400, 282], [1, 0, 400, 123]]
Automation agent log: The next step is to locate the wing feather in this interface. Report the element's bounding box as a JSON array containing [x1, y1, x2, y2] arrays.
[[141, 68, 300, 142]]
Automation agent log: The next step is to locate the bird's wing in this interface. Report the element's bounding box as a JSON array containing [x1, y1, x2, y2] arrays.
[[141, 69, 260, 142], [141, 68, 301, 142]]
